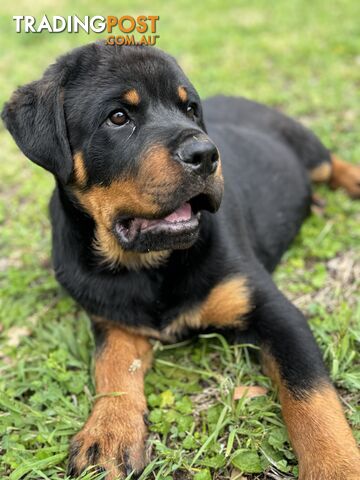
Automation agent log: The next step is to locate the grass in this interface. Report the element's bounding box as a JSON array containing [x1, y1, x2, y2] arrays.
[[0, 0, 359, 479]]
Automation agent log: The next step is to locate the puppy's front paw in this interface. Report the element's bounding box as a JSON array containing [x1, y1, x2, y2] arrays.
[[67, 398, 149, 479], [300, 458, 360, 480], [300, 470, 360, 480]]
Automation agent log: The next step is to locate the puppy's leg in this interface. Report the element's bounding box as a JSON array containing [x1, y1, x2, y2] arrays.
[[271, 111, 360, 198], [68, 321, 152, 479], [252, 280, 360, 480], [310, 154, 360, 198], [266, 110, 360, 198]]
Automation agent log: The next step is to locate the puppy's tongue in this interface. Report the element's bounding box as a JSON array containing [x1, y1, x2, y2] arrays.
[[164, 203, 192, 222], [138, 203, 192, 230]]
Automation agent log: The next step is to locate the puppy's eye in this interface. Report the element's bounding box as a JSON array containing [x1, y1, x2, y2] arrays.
[[107, 110, 129, 127], [186, 104, 197, 119]]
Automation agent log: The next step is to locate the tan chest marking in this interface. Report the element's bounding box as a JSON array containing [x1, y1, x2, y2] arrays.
[[163, 276, 252, 339], [106, 277, 251, 343]]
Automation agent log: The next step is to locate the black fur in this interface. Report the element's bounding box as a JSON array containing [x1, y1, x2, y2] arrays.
[[67, 440, 83, 476], [86, 442, 100, 465], [2, 41, 333, 398]]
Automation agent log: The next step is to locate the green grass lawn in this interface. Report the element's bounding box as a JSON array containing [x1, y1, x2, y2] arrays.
[[0, 1, 359, 479]]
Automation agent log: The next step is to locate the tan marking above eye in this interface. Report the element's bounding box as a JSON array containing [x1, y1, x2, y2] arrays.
[[178, 86, 188, 103], [122, 89, 140, 105]]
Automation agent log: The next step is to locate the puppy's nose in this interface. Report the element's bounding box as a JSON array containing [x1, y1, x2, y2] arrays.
[[176, 141, 219, 176]]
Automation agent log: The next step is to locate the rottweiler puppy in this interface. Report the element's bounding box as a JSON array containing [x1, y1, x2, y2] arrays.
[[2, 42, 360, 479]]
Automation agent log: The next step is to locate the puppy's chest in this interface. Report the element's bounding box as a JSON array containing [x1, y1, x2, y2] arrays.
[[124, 275, 252, 343]]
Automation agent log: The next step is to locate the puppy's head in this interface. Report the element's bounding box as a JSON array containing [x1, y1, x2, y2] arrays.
[[2, 42, 223, 266]]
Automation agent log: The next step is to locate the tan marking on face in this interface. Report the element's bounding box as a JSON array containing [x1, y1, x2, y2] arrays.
[[75, 178, 160, 222], [329, 154, 360, 198], [73, 152, 88, 187], [138, 144, 183, 188], [69, 323, 152, 477], [163, 276, 252, 339], [73, 146, 182, 269], [94, 224, 170, 270], [122, 88, 140, 105], [310, 162, 331, 183], [261, 352, 360, 479], [178, 86, 188, 103]]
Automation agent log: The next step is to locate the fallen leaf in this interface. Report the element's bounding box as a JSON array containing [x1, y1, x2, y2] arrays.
[[233, 385, 268, 400], [0, 350, 13, 364], [230, 469, 247, 480], [7, 326, 31, 347], [0, 257, 23, 271]]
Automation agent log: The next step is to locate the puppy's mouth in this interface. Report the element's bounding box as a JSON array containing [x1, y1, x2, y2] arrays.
[[113, 193, 217, 252], [115, 201, 200, 247]]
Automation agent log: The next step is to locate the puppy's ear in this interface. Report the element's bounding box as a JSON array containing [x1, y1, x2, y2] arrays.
[[1, 74, 73, 184]]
